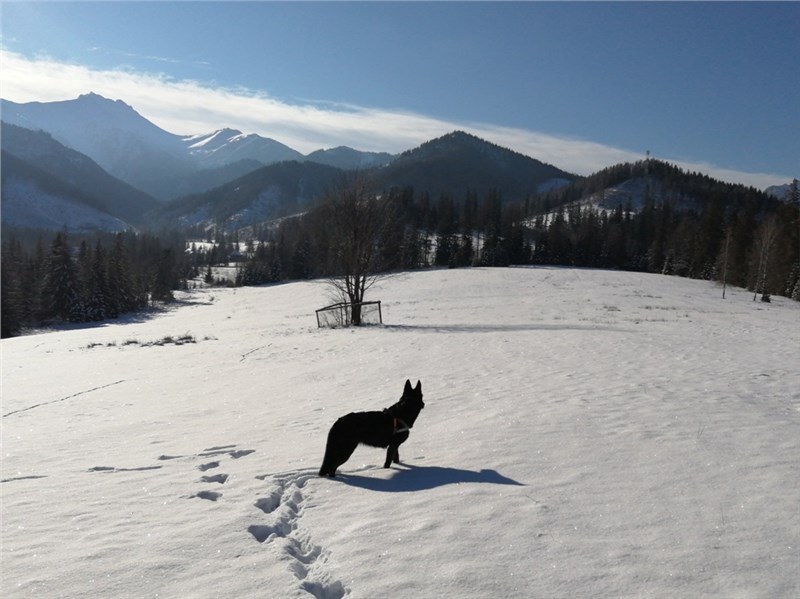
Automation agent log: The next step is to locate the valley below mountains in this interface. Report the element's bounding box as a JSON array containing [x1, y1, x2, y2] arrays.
[[3, 93, 798, 338]]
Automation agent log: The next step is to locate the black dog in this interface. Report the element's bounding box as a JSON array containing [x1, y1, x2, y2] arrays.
[[318, 379, 425, 477]]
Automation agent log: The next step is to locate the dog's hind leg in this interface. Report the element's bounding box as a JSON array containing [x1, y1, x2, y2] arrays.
[[319, 452, 335, 477], [319, 436, 344, 477], [319, 451, 334, 477], [334, 440, 360, 474], [320, 439, 360, 477]]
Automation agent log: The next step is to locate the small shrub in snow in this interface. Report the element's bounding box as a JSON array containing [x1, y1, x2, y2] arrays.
[[147, 333, 196, 346], [86, 334, 199, 349]]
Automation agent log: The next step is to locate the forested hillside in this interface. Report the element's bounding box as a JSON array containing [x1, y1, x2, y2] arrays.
[[3, 163, 798, 338], [237, 164, 799, 302], [1, 231, 192, 338]]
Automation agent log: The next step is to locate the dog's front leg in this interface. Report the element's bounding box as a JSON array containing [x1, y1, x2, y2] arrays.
[[384, 444, 399, 468]]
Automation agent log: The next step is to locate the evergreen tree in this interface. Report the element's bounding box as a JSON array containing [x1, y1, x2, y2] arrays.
[[1, 238, 23, 337], [290, 236, 313, 279], [151, 248, 176, 302], [107, 234, 136, 316], [788, 179, 800, 301], [87, 241, 111, 320], [41, 232, 84, 322], [24, 238, 47, 324]]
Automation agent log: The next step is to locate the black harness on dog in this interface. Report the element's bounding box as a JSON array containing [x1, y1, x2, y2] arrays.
[[384, 392, 420, 436], [392, 417, 410, 434]]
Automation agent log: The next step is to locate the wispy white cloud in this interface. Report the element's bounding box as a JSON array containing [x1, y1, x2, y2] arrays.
[[88, 46, 180, 65], [0, 50, 789, 189]]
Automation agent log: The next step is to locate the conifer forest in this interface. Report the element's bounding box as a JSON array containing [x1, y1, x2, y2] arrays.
[[2, 161, 798, 338]]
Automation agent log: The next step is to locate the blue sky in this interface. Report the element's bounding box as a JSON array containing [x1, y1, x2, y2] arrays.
[[1, 1, 797, 188]]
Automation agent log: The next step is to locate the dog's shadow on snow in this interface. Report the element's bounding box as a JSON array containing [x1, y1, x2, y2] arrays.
[[340, 464, 524, 492]]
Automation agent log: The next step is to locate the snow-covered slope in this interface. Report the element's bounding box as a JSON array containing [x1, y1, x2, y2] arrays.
[[580, 177, 699, 214], [1, 122, 159, 225], [766, 182, 797, 202], [184, 128, 246, 152], [1, 176, 130, 232], [1, 146, 135, 232], [183, 129, 304, 168], [2, 265, 798, 597], [534, 178, 703, 227]]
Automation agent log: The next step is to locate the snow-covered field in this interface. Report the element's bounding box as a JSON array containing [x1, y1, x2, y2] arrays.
[[2, 267, 799, 598]]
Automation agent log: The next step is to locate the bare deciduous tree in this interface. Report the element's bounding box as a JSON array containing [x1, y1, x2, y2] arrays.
[[753, 214, 779, 301], [318, 173, 396, 325], [720, 226, 732, 299]]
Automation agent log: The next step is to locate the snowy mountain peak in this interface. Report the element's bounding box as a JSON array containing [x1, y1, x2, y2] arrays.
[[76, 92, 133, 109], [765, 181, 798, 202], [1, 92, 186, 159], [183, 128, 244, 151], [182, 128, 304, 168], [57, 92, 161, 131]]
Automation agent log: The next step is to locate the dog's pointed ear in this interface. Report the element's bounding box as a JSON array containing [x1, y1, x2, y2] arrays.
[[415, 380, 422, 392], [404, 379, 412, 394]]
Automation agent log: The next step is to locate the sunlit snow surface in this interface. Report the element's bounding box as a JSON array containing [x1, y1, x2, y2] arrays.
[[2, 268, 799, 598]]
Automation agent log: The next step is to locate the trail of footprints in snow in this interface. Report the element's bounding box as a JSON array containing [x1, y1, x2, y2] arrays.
[[86, 445, 252, 479], [187, 445, 254, 501], [86, 446, 346, 597], [249, 472, 348, 599], [86, 445, 254, 502]]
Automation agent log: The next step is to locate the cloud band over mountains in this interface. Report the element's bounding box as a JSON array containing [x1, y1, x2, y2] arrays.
[[0, 50, 788, 189]]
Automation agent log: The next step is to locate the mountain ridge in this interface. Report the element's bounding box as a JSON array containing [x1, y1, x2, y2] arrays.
[[147, 160, 344, 231], [1, 122, 160, 224], [368, 130, 578, 201], [1, 94, 194, 197], [1, 94, 398, 199], [1, 150, 130, 232], [182, 128, 305, 168], [5, 93, 789, 236], [149, 130, 581, 232]]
